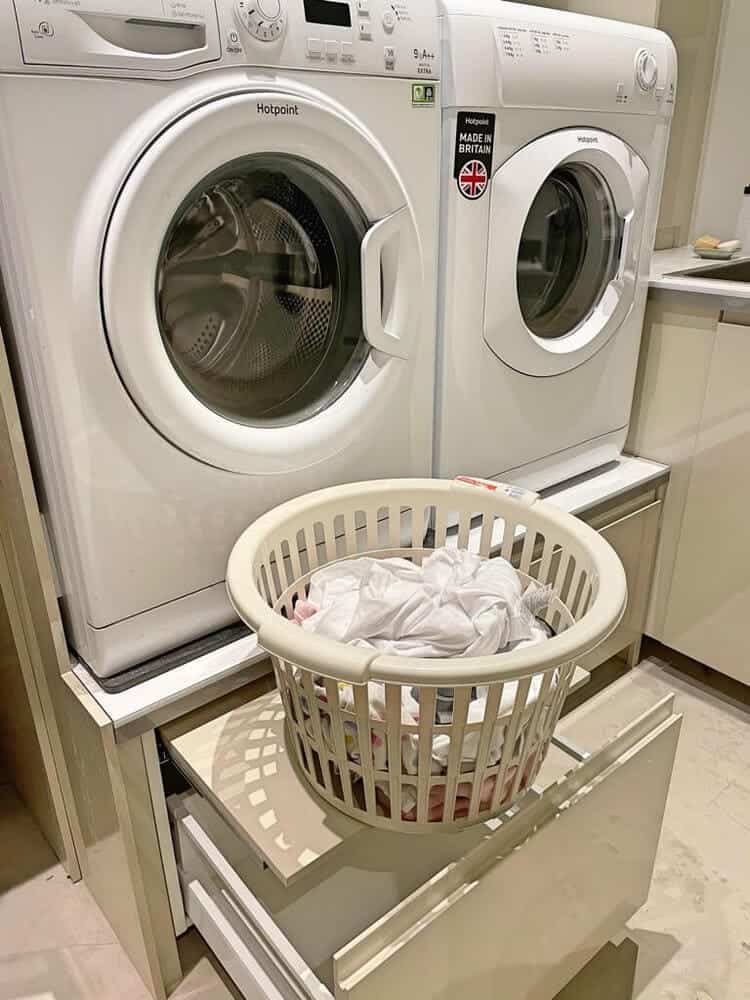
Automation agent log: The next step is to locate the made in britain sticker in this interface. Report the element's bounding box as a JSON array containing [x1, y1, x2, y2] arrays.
[[454, 111, 496, 200]]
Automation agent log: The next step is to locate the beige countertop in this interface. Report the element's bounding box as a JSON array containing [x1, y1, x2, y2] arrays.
[[650, 245, 750, 302]]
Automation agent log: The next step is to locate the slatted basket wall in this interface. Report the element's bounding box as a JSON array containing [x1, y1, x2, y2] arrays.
[[227, 478, 627, 832]]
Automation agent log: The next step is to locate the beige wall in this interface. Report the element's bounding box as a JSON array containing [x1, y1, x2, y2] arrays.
[[691, 0, 750, 242], [655, 0, 725, 249]]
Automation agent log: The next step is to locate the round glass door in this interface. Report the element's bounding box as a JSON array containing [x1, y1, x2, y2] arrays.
[[156, 154, 369, 428], [516, 163, 622, 341]]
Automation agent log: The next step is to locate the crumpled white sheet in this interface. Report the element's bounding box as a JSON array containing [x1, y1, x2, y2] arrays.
[[293, 548, 555, 819], [300, 546, 546, 656]]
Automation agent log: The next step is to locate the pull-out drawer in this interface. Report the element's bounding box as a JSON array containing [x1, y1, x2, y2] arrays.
[[160, 677, 681, 1000]]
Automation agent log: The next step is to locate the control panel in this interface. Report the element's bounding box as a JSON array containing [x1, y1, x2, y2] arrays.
[[226, 0, 439, 78], [9, 0, 439, 79], [491, 15, 675, 117]]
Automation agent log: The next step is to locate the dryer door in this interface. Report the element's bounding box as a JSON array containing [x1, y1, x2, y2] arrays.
[[483, 129, 649, 377], [102, 90, 421, 474]]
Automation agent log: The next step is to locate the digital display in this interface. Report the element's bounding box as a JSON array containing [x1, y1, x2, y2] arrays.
[[304, 0, 352, 27]]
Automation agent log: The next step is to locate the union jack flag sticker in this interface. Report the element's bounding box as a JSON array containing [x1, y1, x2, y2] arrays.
[[457, 159, 488, 200]]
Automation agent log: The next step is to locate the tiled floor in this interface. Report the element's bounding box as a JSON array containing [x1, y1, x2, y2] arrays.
[[1, 656, 749, 1000], [0, 784, 241, 1000]]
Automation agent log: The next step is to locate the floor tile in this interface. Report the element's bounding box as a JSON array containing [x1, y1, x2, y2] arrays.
[[0, 945, 152, 1000], [0, 786, 115, 956]]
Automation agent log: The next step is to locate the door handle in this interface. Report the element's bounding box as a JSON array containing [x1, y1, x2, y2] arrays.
[[615, 213, 634, 284], [360, 206, 419, 360]]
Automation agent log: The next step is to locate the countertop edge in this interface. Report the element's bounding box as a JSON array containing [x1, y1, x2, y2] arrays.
[[649, 276, 750, 300], [649, 247, 750, 302]]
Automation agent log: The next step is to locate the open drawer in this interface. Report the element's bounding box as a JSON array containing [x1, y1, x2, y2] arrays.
[[160, 677, 681, 1000]]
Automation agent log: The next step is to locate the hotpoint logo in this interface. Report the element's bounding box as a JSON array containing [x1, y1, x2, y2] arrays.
[[578, 135, 599, 144], [257, 102, 300, 117]]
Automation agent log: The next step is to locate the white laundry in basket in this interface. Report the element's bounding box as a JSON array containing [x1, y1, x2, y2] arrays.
[[299, 547, 545, 656], [294, 548, 554, 819]]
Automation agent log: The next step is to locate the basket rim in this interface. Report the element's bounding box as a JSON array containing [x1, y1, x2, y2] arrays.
[[226, 478, 628, 685]]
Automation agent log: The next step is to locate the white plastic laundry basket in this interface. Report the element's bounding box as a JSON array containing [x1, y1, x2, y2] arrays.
[[227, 478, 627, 833]]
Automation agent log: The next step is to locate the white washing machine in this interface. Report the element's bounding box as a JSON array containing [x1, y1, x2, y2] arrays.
[[435, 1, 676, 490], [0, 0, 441, 679]]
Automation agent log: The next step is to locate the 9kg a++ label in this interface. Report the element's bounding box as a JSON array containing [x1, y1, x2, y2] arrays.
[[454, 111, 496, 200]]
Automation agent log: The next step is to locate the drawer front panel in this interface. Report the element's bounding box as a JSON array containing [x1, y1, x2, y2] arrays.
[[169, 696, 680, 1000], [333, 709, 680, 999]]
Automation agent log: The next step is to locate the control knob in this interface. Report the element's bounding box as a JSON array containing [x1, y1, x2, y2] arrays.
[[236, 0, 286, 41], [635, 48, 658, 92]]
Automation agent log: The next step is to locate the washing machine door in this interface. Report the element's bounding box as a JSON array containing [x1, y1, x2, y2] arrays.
[[483, 129, 649, 377], [102, 90, 421, 474]]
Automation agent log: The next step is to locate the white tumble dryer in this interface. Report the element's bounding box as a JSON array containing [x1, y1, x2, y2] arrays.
[[0, 0, 441, 679], [435, 1, 676, 490]]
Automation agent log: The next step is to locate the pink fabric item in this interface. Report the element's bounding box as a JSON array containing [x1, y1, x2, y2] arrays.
[[398, 755, 536, 822], [293, 599, 318, 625], [406, 774, 507, 823]]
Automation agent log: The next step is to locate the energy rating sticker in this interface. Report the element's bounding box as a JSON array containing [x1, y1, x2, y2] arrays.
[[412, 83, 436, 105]]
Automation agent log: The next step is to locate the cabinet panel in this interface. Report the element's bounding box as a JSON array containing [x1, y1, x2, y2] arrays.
[[662, 321, 750, 683], [627, 292, 718, 639], [600, 502, 661, 640], [578, 500, 662, 670]]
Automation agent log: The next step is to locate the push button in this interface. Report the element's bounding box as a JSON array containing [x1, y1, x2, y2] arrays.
[[306, 37, 323, 57], [340, 40, 355, 61], [325, 39, 339, 59], [357, 0, 369, 13], [382, 9, 396, 32], [226, 28, 242, 52], [384, 44, 395, 68], [358, 20, 371, 39]]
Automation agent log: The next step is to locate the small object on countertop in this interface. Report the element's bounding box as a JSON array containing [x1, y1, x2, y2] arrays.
[[694, 248, 740, 260], [693, 234, 722, 250], [693, 236, 741, 261]]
